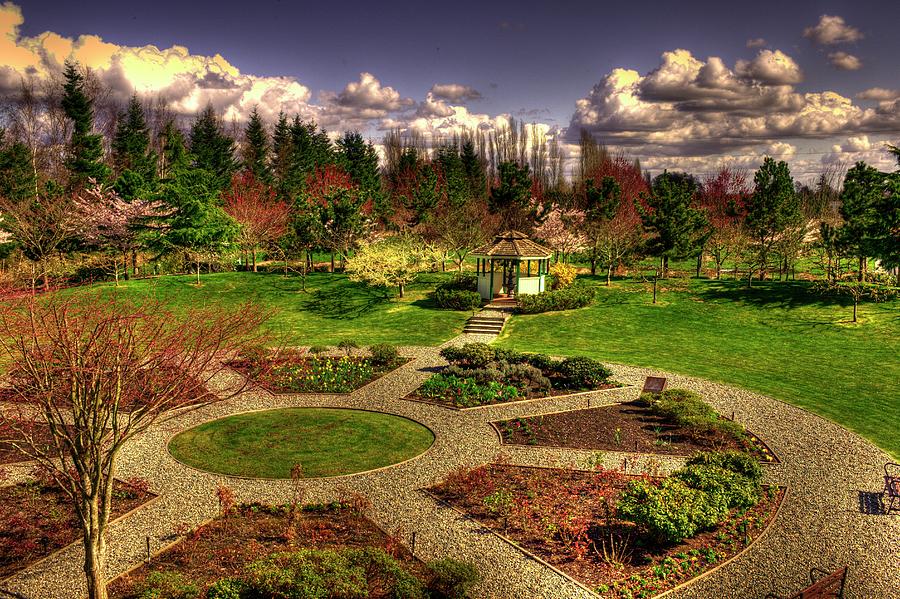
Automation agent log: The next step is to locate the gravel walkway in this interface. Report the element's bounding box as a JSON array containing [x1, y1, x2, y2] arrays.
[[1, 341, 897, 599]]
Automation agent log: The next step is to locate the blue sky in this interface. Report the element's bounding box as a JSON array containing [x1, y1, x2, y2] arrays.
[[4, 0, 900, 178]]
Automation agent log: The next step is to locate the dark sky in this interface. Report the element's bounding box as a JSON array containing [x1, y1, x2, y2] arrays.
[[6, 0, 900, 177]]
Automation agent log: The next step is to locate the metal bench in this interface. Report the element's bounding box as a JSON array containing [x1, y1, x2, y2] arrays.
[[767, 567, 848, 599], [885, 463, 900, 513]]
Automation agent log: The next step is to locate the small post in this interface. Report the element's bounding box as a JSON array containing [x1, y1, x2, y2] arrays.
[[731, 411, 735, 421], [146, 536, 151, 563], [634, 439, 638, 452], [411, 531, 417, 556], [652, 270, 658, 304], [623, 457, 628, 473]]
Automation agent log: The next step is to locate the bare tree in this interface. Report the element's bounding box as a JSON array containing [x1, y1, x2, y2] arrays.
[[0, 292, 270, 599]]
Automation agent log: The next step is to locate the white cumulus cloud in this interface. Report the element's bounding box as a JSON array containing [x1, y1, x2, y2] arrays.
[[828, 51, 862, 71], [803, 15, 863, 45]]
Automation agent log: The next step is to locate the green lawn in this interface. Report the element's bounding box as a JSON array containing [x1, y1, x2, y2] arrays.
[[497, 276, 900, 459], [71, 270, 470, 346], [168, 407, 434, 478]]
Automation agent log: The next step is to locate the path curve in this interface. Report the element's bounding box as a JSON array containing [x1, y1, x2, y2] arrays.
[[1, 337, 897, 599]]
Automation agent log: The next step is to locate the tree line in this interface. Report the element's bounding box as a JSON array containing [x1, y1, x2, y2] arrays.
[[0, 60, 897, 292]]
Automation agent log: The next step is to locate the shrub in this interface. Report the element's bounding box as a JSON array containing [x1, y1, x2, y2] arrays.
[[674, 463, 760, 510], [649, 390, 748, 443], [555, 356, 612, 389], [524, 353, 558, 372], [500, 363, 551, 392], [439, 343, 495, 368], [431, 288, 482, 311], [206, 579, 244, 599], [426, 559, 480, 599], [686, 450, 762, 485], [491, 347, 526, 364], [517, 285, 595, 314], [369, 343, 400, 367], [138, 571, 199, 599], [337, 340, 360, 355], [244, 549, 368, 598], [617, 478, 728, 544], [347, 548, 425, 599], [308, 345, 329, 354], [549, 262, 577, 289], [443, 365, 504, 384]]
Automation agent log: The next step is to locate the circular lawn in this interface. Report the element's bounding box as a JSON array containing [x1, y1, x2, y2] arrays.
[[168, 408, 434, 478]]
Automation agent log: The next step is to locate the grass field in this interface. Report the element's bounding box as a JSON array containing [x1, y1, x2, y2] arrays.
[[168, 407, 435, 478], [73, 270, 470, 346], [497, 276, 900, 459]]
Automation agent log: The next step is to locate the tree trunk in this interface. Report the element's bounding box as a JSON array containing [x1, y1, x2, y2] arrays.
[[82, 498, 109, 599], [606, 263, 612, 287], [330, 253, 335, 273], [852, 297, 858, 323], [196, 260, 201, 285], [131, 250, 138, 277], [590, 256, 597, 276], [252, 248, 258, 273], [858, 256, 865, 282], [398, 283, 404, 298], [715, 259, 722, 280], [122, 251, 129, 281], [695, 253, 702, 278]]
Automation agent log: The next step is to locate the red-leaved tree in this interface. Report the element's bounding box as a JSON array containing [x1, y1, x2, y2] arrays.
[[222, 172, 291, 272], [698, 167, 750, 279], [0, 292, 270, 599]]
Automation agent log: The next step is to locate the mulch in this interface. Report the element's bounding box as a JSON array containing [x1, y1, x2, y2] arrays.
[[0, 479, 154, 580], [496, 400, 774, 460], [108, 502, 425, 598]]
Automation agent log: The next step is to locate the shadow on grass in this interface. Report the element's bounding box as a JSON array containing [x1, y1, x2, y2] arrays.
[[695, 280, 846, 310], [300, 278, 390, 319]]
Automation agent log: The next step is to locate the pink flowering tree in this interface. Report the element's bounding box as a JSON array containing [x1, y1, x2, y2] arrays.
[[536, 205, 587, 262]]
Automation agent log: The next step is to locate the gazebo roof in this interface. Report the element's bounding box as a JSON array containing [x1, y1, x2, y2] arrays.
[[472, 230, 553, 259]]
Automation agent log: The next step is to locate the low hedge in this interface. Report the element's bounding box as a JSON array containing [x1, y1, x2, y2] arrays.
[[430, 275, 482, 310], [645, 389, 748, 443], [517, 284, 595, 314]]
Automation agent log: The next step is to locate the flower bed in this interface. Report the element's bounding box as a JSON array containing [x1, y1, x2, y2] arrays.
[[428, 453, 783, 598], [0, 477, 154, 580], [229, 345, 408, 393], [407, 343, 619, 408], [109, 499, 479, 599], [496, 391, 776, 462]]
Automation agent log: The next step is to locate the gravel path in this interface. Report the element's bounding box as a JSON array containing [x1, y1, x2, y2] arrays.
[[1, 341, 898, 599]]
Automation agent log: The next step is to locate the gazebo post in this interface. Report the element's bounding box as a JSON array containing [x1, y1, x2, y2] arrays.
[[488, 258, 494, 301], [515, 261, 521, 297]]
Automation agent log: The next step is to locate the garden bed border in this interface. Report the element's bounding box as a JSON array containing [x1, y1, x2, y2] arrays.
[[0, 486, 161, 585], [488, 401, 782, 464], [421, 463, 789, 599], [402, 384, 632, 413]]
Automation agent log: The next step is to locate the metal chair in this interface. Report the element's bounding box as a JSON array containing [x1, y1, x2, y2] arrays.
[[884, 463, 900, 513]]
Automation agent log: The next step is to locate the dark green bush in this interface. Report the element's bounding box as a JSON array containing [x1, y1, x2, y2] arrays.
[[524, 353, 558, 372], [138, 571, 200, 599], [308, 345, 329, 354], [439, 343, 495, 368], [686, 450, 762, 485], [517, 284, 595, 314], [501, 363, 551, 392], [492, 347, 526, 364], [617, 478, 728, 544], [649, 389, 748, 443], [426, 558, 480, 599], [369, 343, 399, 367], [674, 463, 760, 509], [555, 356, 612, 389], [337, 340, 360, 355], [431, 288, 482, 310], [205, 579, 244, 599], [443, 365, 504, 384]]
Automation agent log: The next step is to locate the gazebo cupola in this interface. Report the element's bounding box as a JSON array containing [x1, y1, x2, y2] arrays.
[[472, 230, 553, 302]]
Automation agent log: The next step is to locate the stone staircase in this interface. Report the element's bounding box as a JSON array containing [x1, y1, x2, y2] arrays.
[[462, 311, 508, 336]]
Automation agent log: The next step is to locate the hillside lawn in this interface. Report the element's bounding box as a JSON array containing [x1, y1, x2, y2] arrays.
[[69, 270, 899, 459], [69, 270, 470, 346], [497, 276, 900, 460]]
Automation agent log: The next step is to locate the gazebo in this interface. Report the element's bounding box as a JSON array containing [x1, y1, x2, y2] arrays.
[[472, 230, 553, 302]]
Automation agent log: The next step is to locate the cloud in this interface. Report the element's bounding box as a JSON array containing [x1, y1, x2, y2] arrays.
[[746, 38, 767, 49], [568, 47, 900, 158], [803, 15, 863, 45], [320, 72, 413, 117], [827, 51, 862, 71], [734, 49, 803, 85], [415, 92, 455, 118], [857, 88, 900, 102], [428, 83, 482, 103]]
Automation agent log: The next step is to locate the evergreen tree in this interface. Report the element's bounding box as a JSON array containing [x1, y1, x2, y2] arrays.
[[839, 162, 882, 280], [337, 131, 383, 217], [112, 95, 157, 200], [637, 172, 709, 277], [434, 145, 469, 207], [0, 130, 37, 203], [189, 104, 237, 191], [284, 117, 334, 197], [61, 61, 110, 188], [489, 160, 534, 231], [460, 139, 486, 200], [159, 121, 189, 179], [271, 113, 293, 198], [241, 107, 270, 183], [744, 157, 801, 282]]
